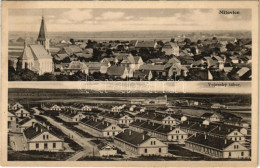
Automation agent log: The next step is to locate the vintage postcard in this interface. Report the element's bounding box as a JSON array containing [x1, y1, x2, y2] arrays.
[[1, 1, 258, 167]]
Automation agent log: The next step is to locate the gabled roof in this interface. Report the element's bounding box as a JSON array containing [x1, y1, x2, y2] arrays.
[[115, 129, 151, 146], [139, 65, 166, 71], [23, 123, 62, 141], [30, 45, 51, 59], [107, 66, 127, 76], [80, 118, 115, 131], [135, 41, 156, 48], [186, 133, 234, 150], [19, 117, 32, 125]]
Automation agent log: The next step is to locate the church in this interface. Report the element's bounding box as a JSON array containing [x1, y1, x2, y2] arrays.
[[17, 16, 53, 75]]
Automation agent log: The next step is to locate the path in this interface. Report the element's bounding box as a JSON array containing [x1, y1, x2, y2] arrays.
[[40, 115, 99, 160]]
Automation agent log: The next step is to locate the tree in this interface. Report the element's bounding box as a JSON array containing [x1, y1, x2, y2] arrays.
[[38, 73, 57, 81], [92, 48, 102, 61], [197, 40, 202, 44], [212, 37, 217, 41], [226, 43, 235, 51], [18, 69, 38, 81], [184, 38, 191, 45], [56, 74, 69, 81], [9, 73, 22, 81], [69, 71, 87, 81], [170, 38, 175, 43], [70, 38, 75, 45]]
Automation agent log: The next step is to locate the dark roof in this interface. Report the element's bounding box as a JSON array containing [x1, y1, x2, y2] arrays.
[[135, 41, 155, 48], [201, 113, 215, 118], [115, 129, 151, 146], [186, 133, 234, 150], [80, 118, 113, 131], [23, 123, 62, 141], [19, 117, 32, 125], [37, 16, 47, 42], [107, 66, 126, 76]]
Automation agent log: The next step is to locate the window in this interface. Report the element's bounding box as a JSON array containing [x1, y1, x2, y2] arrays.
[[44, 143, 48, 149], [43, 135, 45, 140], [241, 152, 244, 156], [181, 135, 183, 139], [154, 141, 156, 145], [53, 143, 56, 149], [46, 135, 49, 139], [107, 132, 109, 136], [159, 148, 161, 153], [151, 141, 153, 145], [144, 149, 147, 153], [36, 143, 39, 149], [229, 152, 231, 157]]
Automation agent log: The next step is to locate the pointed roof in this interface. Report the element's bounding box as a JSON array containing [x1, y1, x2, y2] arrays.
[[37, 16, 47, 42]]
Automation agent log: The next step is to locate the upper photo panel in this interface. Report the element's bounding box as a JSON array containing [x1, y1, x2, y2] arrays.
[[8, 8, 252, 81]]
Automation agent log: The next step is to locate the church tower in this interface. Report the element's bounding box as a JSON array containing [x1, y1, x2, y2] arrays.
[[37, 16, 50, 51]]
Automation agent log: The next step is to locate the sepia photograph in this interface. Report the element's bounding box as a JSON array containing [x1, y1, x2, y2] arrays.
[[7, 85, 252, 161], [1, 1, 258, 167], [8, 8, 252, 81]]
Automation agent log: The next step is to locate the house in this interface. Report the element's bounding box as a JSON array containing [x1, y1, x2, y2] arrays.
[[107, 66, 129, 79], [130, 120, 188, 144], [81, 105, 92, 112], [135, 40, 157, 51], [111, 106, 121, 112], [209, 126, 246, 143], [98, 112, 134, 126], [98, 142, 117, 156], [114, 129, 168, 155], [78, 117, 123, 137], [10, 102, 24, 111], [133, 70, 153, 81], [100, 58, 118, 65], [129, 105, 136, 112], [15, 108, 30, 118], [85, 62, 109, 74], [229, 56, 239, 64], [56, 45, 83, 57], [23, 123, 64, 151], [59, 111, 86, 123], [50, 105, 62, 111], [161, 42, 179, 56], [19, 117, 39, 132], [63, 61, 88, 75], [8, 112, 18, 132], [135, 111, 179, 126], [146, 58, 166, 65], [201, 113, 223, 122], [211, 103, 226, 109], [185, 133, 250, 158]]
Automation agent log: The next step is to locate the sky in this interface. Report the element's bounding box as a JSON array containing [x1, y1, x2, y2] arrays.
[[8, 8, 251, 32]]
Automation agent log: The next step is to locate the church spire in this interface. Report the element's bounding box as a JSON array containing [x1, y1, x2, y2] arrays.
[[37, 15, 47, 43], [37, 13, 50, 51]]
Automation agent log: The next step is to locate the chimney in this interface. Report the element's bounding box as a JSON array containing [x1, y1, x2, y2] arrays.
[[194, 133, 197, 137], [129, 130, 132, 135], [142, 134, 145, 140], [163, 125, 165, 128], [228, 129, 230, 132], [40, 128, 42, 132], [47, 125, 50, 130], [32, 122, 35, 127], [219, 126, 221, 131], [204, 134, 207, 140], [170, 126, 172, 130], [153, 122, 154, 126], [36, 126, 38, 132], [188, 121, 189, 125], [224, 139, 227, 144], [107, 122, 109, 126]]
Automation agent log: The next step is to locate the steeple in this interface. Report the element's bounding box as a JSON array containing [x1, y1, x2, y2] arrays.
[[37, 14, 50, 51], [37, 16, 47, 43]]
